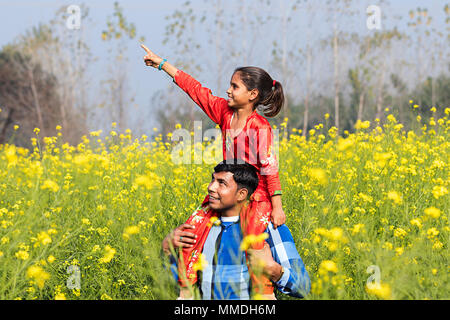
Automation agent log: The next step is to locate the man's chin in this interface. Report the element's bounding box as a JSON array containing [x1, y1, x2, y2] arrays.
[[208, 202, 221, 211], [208, 202, 233, 212]]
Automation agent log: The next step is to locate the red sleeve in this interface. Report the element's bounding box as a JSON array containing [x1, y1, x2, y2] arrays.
[[263, 172, 282, 197], [258, 122, 282, 196], [173, 70, 229, 126]]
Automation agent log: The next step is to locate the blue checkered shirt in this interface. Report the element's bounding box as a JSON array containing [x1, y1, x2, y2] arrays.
[[169, 216, 310, 300]]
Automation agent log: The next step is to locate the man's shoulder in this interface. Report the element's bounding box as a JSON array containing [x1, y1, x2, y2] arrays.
[[266, 223, 295, 243]]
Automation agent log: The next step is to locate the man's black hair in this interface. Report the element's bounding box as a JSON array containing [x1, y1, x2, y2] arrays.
[[213, 160, 259, 196]]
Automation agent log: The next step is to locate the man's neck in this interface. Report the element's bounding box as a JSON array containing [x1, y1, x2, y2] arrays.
[[219, 201, 246, 218]]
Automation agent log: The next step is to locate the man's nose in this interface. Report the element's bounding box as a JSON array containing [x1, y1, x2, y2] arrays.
[[208, 181, 217, 193]]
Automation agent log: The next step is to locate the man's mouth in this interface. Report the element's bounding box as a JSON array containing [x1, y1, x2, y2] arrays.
[[209, 195, 220, 202]]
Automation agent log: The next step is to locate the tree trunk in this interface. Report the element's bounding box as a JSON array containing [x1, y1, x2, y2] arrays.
[[216, 0, 223, 96], [431, 76, 436, 108], [302, 100, 308, 137], [61, 50, 70, 131], [333, 14, 340, 131], [375, 61, 386, 120], [241, 1, 247, 66], [119, 70, 126, 132], [399, 96, 405, 126], [0, 108, 13, 143], [27, 67, 45, 135], [357, 91, 365, 122], [303, 44, 312, 137], [417, 35, 422, 107], [280, 0, 289, 119]]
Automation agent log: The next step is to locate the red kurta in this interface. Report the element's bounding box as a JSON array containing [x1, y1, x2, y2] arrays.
[[173, 70, 281, 293]]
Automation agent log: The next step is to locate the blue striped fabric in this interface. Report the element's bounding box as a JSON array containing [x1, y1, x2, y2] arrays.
[[169, 216, 310, 300]]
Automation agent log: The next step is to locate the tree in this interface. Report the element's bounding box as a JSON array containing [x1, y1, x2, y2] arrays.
[[282, 0, 321, 136], [0, 46, 61, 147], [411, 74, 450, 119], [42, 5, 93, 141], [269, 0, 302, 120], [407, 7, 434, 108], [325, 0, 357, 133], [160, 0, 277, 133], [101, 1, 145, 133], [4, 5, 96, 145], [154, 0, 448, 137]]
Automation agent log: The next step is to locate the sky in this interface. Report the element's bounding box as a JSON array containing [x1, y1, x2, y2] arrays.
[[0, 0, 181, 131], [0, 0, 447, 132]]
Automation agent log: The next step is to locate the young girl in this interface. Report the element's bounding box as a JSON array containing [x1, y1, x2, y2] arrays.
[[142, 44, 286, 298]]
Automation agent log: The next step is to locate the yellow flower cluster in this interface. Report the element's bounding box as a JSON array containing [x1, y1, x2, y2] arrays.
[[0, 111, 447, 299], [26, 265, 50, 289], [366, 282, 392, 300], [192, 253, 208, 272], [123, 225, 140, 241], [240, 233, 269, 251], [99, 245, 116, 264]]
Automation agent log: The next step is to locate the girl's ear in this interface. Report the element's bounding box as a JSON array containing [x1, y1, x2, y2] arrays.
[[249, 88, 259, 102]]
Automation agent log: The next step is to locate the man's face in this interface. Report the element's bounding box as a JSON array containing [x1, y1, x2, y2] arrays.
[[207, 171, 247, 211]]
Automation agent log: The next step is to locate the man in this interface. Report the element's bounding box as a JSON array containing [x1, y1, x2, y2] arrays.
[[162, 161, 310, 300]]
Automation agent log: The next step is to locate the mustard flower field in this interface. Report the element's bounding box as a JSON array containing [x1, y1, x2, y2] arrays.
[[0, 108, 448, 300]]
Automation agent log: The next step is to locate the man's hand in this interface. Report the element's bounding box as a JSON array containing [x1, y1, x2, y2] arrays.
[[141, 44, 163, 68], [162, 223, 197, 255], [271, 206, 286, 229], [177, 287, 194, 300], [247, 242, 283, 282]]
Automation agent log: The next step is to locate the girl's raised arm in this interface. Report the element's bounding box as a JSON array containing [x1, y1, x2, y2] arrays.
[[141, 44, 178, 78], [141, 44, 229, 126]]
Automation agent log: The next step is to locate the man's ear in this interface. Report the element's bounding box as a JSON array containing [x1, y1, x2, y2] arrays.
[[236, 188, 249, 202]]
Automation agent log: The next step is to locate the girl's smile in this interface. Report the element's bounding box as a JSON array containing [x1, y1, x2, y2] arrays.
[[226, 72, 258, 109]]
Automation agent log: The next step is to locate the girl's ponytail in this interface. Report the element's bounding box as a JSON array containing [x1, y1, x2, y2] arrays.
[[234, 66, 284, 118], [260, 80, 284, 117]]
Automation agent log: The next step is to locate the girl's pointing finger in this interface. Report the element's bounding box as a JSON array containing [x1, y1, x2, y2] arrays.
[[140, 44, 151, 53]]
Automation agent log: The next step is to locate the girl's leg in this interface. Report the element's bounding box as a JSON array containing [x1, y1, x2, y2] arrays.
[[242, 200, 275, 297], [178, 194, 212, 287], [241, 200, 272, 249]]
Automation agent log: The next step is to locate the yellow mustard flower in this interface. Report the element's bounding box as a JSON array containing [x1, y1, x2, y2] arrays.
[[240, 233, 269, 251], [424, 207, 441, 219], [99, 245, 116, 264], [26, 265, 50, 289], [366, 282, 392, 300]]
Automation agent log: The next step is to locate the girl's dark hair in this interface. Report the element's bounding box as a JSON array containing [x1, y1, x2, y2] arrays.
[[214, 160, 259, 197], [234, 66, 284, 117]]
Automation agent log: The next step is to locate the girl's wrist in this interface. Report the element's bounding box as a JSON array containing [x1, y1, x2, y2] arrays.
[[271, 195, 283, 208], [272, 205, 282, 212], [158, 58, 167, 71]]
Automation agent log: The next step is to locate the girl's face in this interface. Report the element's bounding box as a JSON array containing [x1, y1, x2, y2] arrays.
[[226, 72, 259, 110]]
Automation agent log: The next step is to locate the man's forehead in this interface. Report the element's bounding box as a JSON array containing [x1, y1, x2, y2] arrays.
[[213, 171, 235, 181]]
